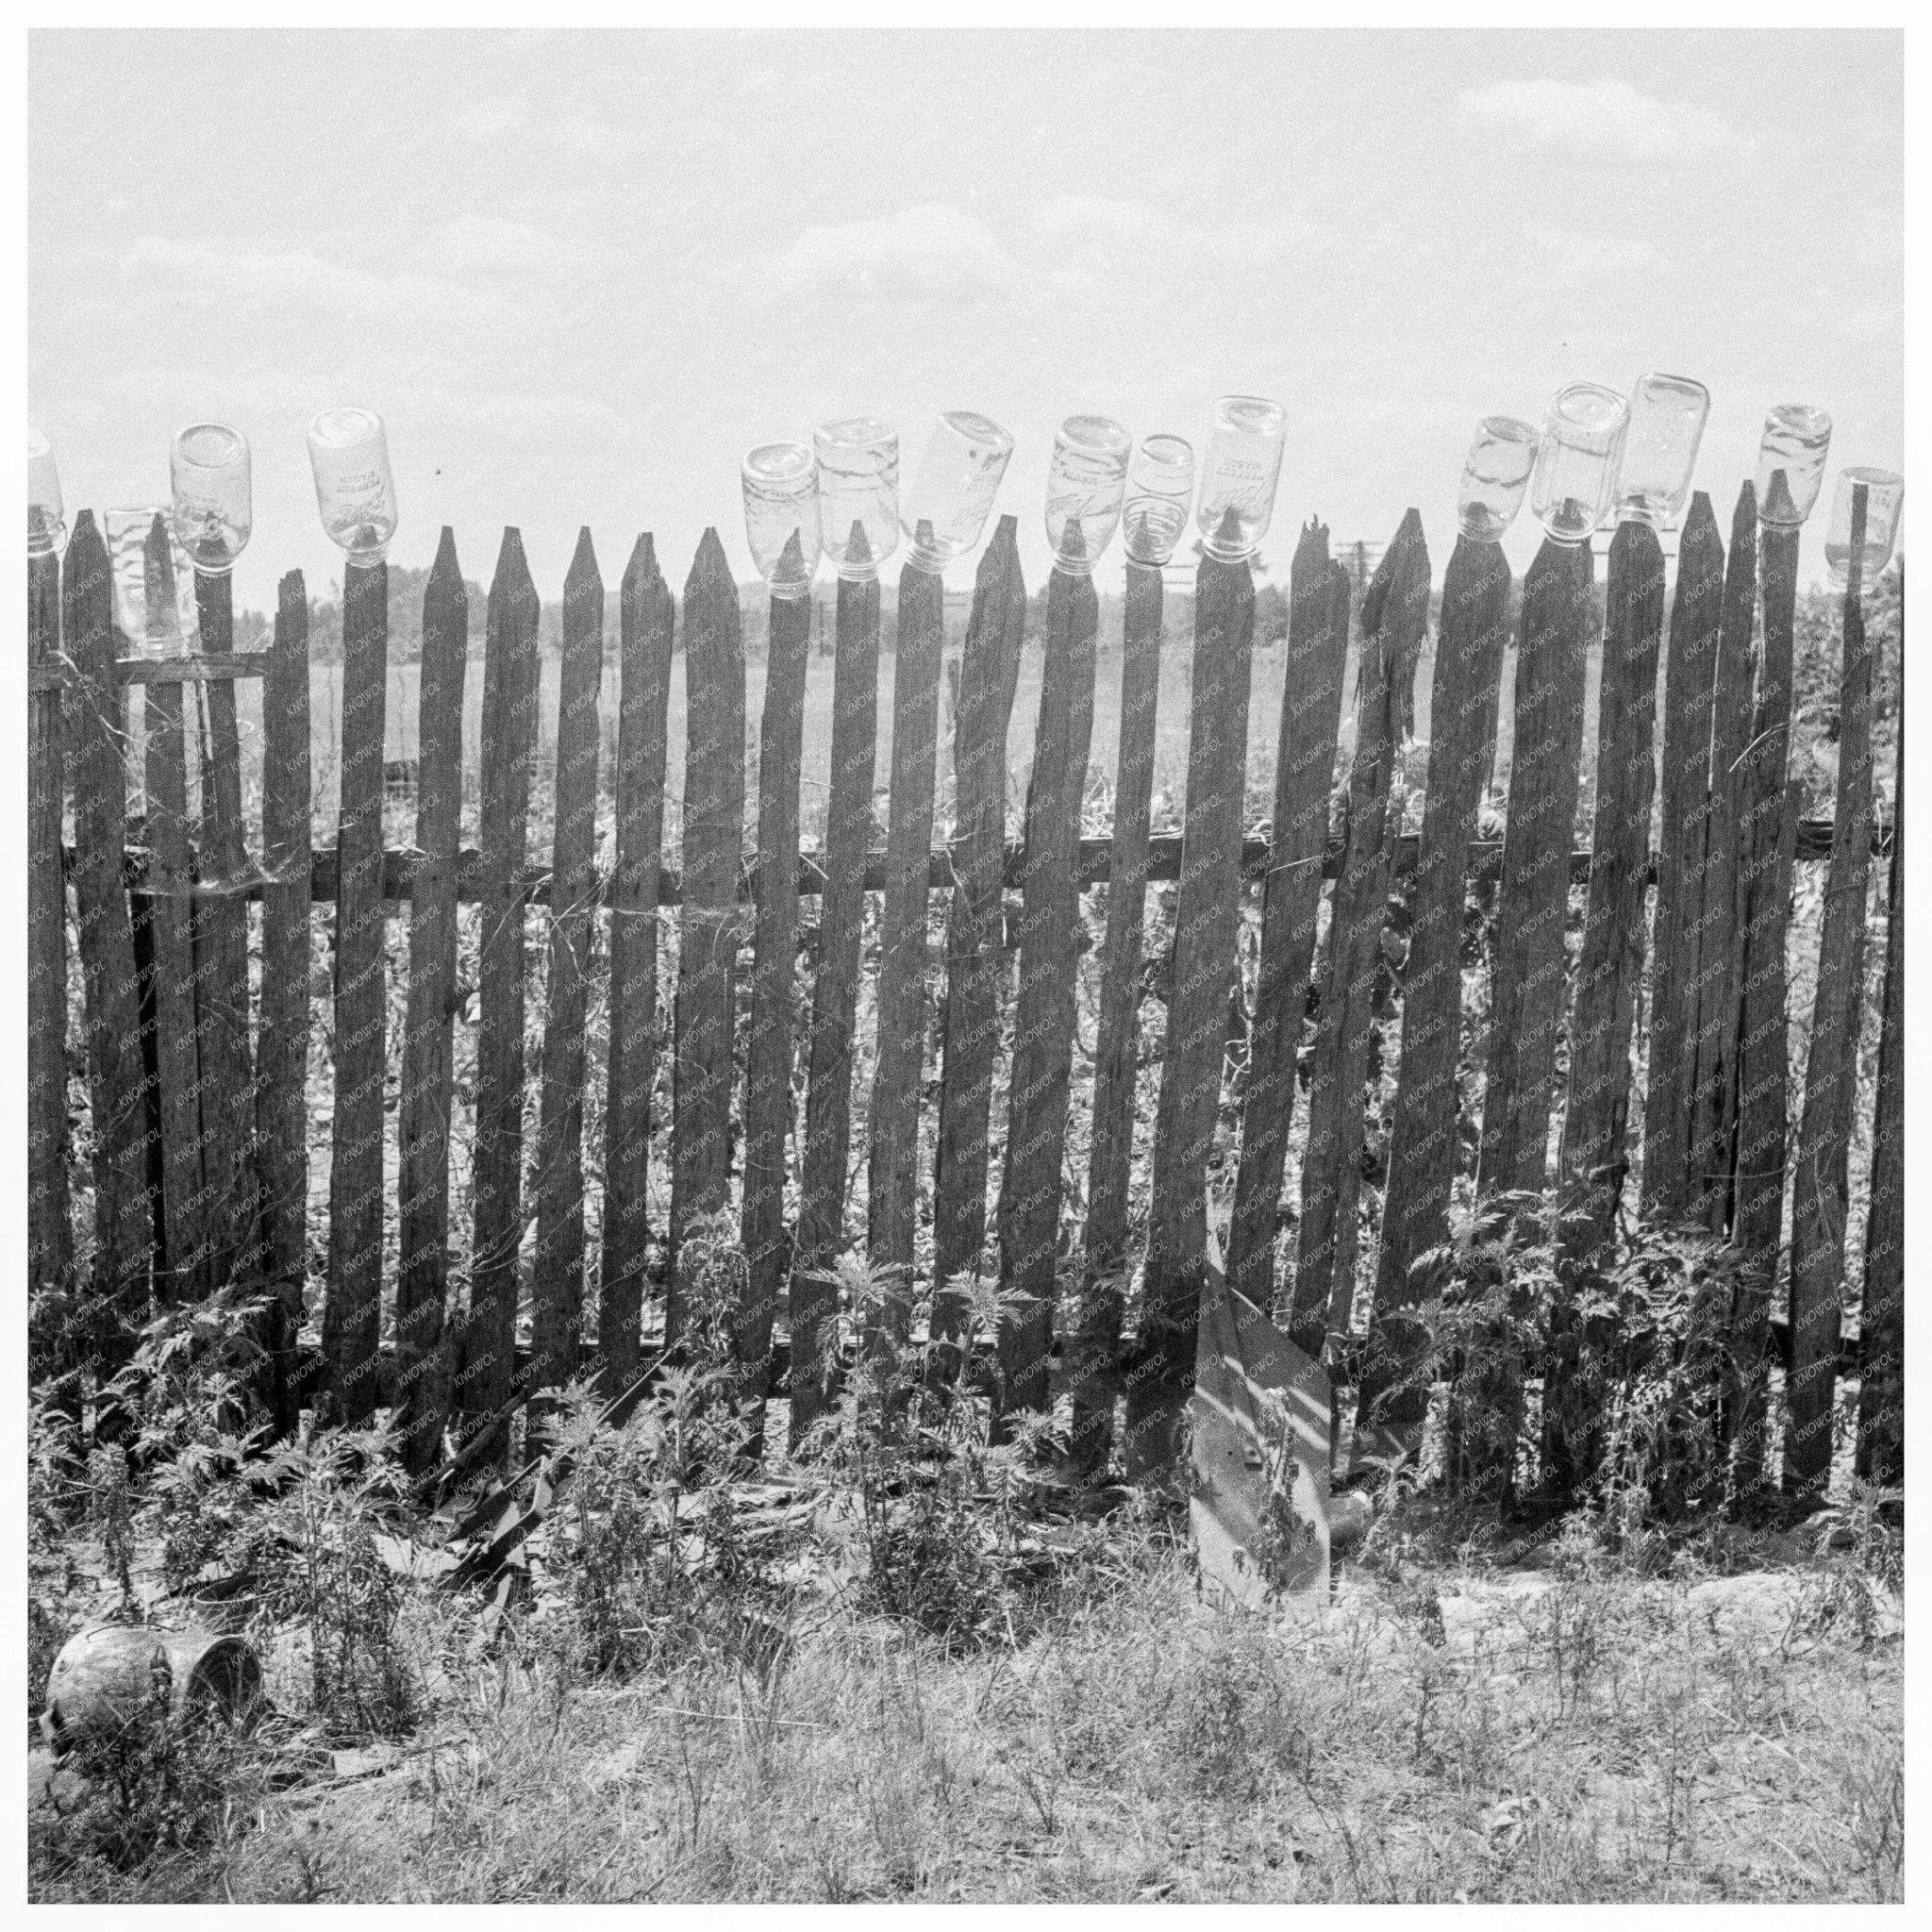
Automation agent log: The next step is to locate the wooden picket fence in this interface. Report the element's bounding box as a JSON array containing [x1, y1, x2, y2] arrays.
[[25, 487, 1904, 1507]]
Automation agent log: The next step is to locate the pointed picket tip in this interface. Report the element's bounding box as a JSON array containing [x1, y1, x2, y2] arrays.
[[623, 531, 660, 592], [1524, 532, 1574, 592], [774, 528, 807, 579], [689, 525, 732, 597], [974, 515, 1018, 588], [429, 525, 460, 582], [1608, 516, 1651, 564], [1677, 491, 1724, 576], [1760, 468, 1799, 527], [842, 518, 874, 571], [566, 524, 601, 591], [1294, 516, 1332, 573], [1362, 511, 1425, 638], [1730, 479, 1757, 539], [492, 525, 528, 581], [67, 507, 101, 557], [1445, 524, 1510, 597]]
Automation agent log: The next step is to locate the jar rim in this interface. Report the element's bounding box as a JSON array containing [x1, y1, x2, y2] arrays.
[[1058, 413, 1131, 458], [1137, 432, 1194, 465], [1550, 382, 1628, 430], [1765, 402, 1832, 435], [175, 422, 249, 468], [743, 440, 816, 485], [815, 416, 897, 452], [309, 406, 385, 448], [1633, 372, 1708, 401], [1214, 393, 1287, 433], [939, 408, 1014, 455]]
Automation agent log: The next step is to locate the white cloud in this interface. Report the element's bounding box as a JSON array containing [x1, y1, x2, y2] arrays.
[[1031, 194, 1158, 245], [1836, 299, 1898, 344], [1524, 222, 1658, 283], [1026, 198, 1324, 299], [1458, 78, 1740, 161], [554, 116, 645, 156], [121, 237, 459, 320], [416, 214, 583, 276], [768, 204, 1015, 301], [1198, 215, 1326, 263], [451, 96, 526, 141]]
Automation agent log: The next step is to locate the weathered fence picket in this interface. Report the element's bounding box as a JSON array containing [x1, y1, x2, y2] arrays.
[[1856, 626, 1903, 1489], [1783, 488, 1874, 1500], [599, 535, 675, 1394], [739, 542, 811, 1430], [930, 519, 1026, 1353], [1227, 521, 1351, 1318], [395, 533, 468, 1470], [792, 550, 880, 1442], [1687, 484, 1759, 1233], [1357, 530, 1510, 1459], [1468, 537, 1591, 1507], [62, 511, 153, 1337], [322, 560, 390, 1421], [139, 518, 208, 1304], [1542, 519, 1666, 1495], [258, 573, 311, 1430], [1562, 519, 1665, 1246], [995, 541, 1099, 1427], [1293, 513, 1425, 1358], [1069, 555, 1163, 1473], [190, 568, 261, 1313], [1728, 506, 1802, 1493], [28, 547, 72, 1324], [866, 562, 946, 1331], [530, 529, 605, 1414], [1124, 536, 1256, 1477], [460, 531, 541, 1451], [670, 528, 745, 1329], [1641, 493, 1724, 1219], [1479, 539, 1592, 1197]]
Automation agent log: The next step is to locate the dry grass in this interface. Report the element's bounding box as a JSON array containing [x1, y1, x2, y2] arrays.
[[35, 1507, 1903, 1905]]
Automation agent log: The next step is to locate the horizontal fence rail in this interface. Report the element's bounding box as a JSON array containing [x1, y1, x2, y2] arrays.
[[53, 818, 1886, 909], [26, 498, 1905, 1508]]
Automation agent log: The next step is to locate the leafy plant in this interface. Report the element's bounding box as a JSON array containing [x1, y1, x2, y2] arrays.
[[107, 1287, 275, 1595], [250, 1421, 421, 1740], [1396, 1191, 1748, 1526], [791, 1256, 1061, 1642]]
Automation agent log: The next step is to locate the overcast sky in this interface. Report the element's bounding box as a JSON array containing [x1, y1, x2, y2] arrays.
[[30, 28, 1902, 614]]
